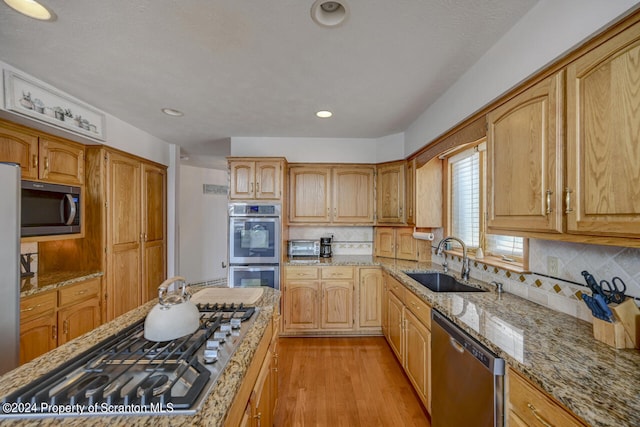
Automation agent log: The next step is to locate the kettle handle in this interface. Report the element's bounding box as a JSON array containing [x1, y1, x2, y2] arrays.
[[157, 276, 189, 304]]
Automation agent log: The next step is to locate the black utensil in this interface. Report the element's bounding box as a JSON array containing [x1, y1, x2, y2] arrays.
[[581, 271, 601, 295]]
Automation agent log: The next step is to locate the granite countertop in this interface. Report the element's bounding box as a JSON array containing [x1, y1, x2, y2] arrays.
[[0, 286, 280, 426], [20, 271, 104, 297], [285, 255, 640, 426]]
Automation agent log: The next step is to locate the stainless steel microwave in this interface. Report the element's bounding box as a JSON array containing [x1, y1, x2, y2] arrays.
[[21, 180, 81, 237]]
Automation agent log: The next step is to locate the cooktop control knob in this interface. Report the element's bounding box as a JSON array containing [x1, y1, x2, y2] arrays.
[[203, 349, 218, 364], [214, 331, 226, 342], [220, 324, 232, 334], [230, 318, 242, 329]]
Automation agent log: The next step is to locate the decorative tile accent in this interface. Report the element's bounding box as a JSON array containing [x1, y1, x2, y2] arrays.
[[553, 284, 562, 293], [535, 279, 543, 287]]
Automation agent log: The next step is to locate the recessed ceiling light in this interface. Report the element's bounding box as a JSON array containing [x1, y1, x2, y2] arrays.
[[3, 0, 55, 21], [161, 108, 184, 117], [311, 0, 349, 28], [316, 110, 333, 118]]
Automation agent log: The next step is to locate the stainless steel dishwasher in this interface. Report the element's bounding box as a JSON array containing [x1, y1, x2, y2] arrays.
[[431, 310, 505, 427]]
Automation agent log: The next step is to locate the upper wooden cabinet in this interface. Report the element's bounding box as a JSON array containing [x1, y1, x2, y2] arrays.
[[416, 158, 443, 228], [0, 120, 85, 185], [289, 164, 375, 224], [376, 161, 405, 224], [487, 71, 564, 234], [229, 158, 285, 200], [566, 19, 640, 238], [405, 159, 416, 226], [374, 226, 430, 261]]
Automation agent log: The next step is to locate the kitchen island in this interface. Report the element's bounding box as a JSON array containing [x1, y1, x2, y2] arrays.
[[0, 286, 279, 426], [284, 255, 640, 427]]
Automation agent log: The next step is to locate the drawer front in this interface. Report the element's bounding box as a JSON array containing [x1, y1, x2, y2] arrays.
[[20, 291, 56, 320], [321, 266, 354, 280], [284, 266, 319, 280], [387, 277, 405, 303], [508, 368, 586, 427], [404, 290, 431, 328], [58, 278, 101, 307]]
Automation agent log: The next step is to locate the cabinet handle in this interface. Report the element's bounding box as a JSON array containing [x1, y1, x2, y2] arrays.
[[75, 289, 88, 296], [63, 320, 69, 335], [21, 303, 43, 313], [144, 233, 148, 241], [256, 182, 260, 193], [565, 188, 574, 213], [44, 156, 49, 172], [527, 403, 553, 427], [32, 154, 38, 169], [545, 190, 553, 214], [254, 412, 262, 427], [52, 325, 57, 340], [250, 182, 254, 194]]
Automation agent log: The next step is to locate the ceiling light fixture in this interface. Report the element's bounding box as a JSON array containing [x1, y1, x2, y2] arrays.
[[161, 108, 184, 117], [310, 0, 349, 28], [3, 0, 55, 21], [316, 110, 333, 118]]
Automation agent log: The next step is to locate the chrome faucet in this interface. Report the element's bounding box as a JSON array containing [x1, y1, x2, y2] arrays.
[[436, 236, 471, 282]]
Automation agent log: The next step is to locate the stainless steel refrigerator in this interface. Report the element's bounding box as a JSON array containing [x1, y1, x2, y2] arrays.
[[0, 163, 20, 375]]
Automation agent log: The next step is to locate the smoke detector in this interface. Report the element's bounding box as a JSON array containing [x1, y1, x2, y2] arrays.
[[311, 0, 349, 28]]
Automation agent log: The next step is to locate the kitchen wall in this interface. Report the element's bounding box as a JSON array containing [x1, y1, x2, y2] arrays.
[[433, 237, 640, 323], [178, 165, 229, 283]]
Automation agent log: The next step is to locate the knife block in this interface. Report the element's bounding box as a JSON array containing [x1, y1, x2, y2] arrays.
[[592, 317, 634, 349]]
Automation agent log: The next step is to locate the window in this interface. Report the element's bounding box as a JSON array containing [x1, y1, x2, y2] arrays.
[[445, 139, 525, 265]]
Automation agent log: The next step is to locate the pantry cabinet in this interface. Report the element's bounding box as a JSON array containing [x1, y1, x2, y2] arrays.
[[229, 158, 285, 200], [376, 161, 405, 223], [0, 120, 84, 185], [566, 19, 640, 238], [20, 277, 101, 364], [487, 71, 564, 234], [288, 164, 375, 224]]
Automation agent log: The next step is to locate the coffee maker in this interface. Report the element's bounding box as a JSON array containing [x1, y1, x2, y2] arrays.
[[320, 237, 332, 258]]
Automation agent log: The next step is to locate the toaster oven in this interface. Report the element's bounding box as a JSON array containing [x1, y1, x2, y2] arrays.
[[287, 240, 320, 258]]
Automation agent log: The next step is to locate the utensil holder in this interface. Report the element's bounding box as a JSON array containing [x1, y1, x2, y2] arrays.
[[592, 298, 639, 349], [592, 318, 634, 349]]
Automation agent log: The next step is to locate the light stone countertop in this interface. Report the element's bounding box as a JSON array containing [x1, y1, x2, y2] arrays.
[[20, 271, 104, 297], [0, 286, 280, 427], [285, 255, 640, 427]]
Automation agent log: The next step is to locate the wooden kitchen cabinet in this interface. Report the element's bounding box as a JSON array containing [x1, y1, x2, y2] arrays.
[[358, 267, 383, 329], [283, 280, 320, 330], [229, 158, 285, 200], [375, 226, 429, 261], [404, 308, 431, 411], [566, 19, 640, 238], [376, 160, 405, 224], [142, 163, 167, 303], [386, 290, 404, 361], [0, 119, 85, 185], [507, 367, 587, 427], [416, 157, 443, 228], [289, 164, 375, 224], [406, 159, 416, 226], [320, 281, 353, 330], [487, 71, 564, 234], [20, 277, 102, 364]]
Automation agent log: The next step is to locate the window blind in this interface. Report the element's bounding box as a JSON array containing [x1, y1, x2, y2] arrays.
[[486, 234, 524, 258], [450, 150, 480, 248]]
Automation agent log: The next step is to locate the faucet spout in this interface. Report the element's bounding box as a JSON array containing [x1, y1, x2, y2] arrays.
[[436, 236, 471, 282]]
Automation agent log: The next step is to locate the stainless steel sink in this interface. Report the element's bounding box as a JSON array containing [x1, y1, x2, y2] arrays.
[[404, 272, 486, 293]]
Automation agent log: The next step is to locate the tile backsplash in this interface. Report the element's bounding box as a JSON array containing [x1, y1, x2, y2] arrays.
[[433, 237, 640, 322], [288, 227, 373, 255]]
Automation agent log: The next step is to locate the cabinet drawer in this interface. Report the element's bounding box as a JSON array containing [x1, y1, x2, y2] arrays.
[[508, 368, 586, 427], [20, 291, 56, 321], [387, 276, 405, 302], [58, 278, 101, 307], [284, 267, 319, 280], [321, 266, 354, 280], [404, 290, 431, 328]]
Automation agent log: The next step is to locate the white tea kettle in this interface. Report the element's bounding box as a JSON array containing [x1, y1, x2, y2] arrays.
[[144, 276, 200, 342]]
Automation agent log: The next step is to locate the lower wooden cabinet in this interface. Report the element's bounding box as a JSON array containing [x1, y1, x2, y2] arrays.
[[282, 266, 383, 335], [383, 273, 432, 412], [507, 367, 586, 427], [19, 278, 102, 364]]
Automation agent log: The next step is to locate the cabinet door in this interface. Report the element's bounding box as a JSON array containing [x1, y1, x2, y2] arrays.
[[332, 166, 375, 223], [566, 20, 640, 237], [396, 228, 418, 261], [230, 161, 256, 199], [376, 162, 405, 223], [107, 152, 142, 320], [39, 137, 85, 185], [358, 268, 382, 328], [0, 121, 39, 180], [416, 158, 443, 228], [386, 291, 404, 361], [406, 159, 416, 225], [487, 71, 564, 234], [142, 163, 167, 302], [404, 309, 430, 411], [251, 350, 273, 427], [321, 281, 353, 330], [57, 297, 101, 345], [289, 167, 331, 223], [283, 281, 320, 330], [19, 313, 57, 364], [374, 227, 396, 258], [255, 160, 281, 200], [381, 273, 389, 336]]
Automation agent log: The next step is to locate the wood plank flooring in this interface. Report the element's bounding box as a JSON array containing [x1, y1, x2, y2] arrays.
[[274, 337, 431, 427]]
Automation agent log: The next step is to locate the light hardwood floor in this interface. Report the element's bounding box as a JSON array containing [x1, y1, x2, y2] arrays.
[[274, 337, 431, 427]]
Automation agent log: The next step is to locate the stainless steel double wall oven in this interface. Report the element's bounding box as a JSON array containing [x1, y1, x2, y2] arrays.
[[228, 203, 281, 289]]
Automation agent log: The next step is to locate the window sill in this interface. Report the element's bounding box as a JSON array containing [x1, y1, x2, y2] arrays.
[[443, 249, 530, 274]]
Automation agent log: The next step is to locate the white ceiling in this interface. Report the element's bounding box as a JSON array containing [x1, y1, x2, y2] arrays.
[[0, 0, 539, 158]]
